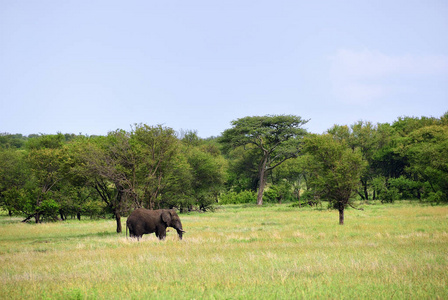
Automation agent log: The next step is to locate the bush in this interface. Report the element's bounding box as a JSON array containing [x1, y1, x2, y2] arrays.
[[196, 194, 217, 212], [263, 187, 280, 203], [380, 187, 400, 203], [39, 199, 60, 221], [388, 176, 422, 200], [83, 200, 107, 219], [424, 191, 443, 204], [219, 190, 257, 204], [290, 190, 320, 207]]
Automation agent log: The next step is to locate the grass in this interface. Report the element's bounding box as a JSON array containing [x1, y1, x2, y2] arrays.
[[0, 201, 447, 299]]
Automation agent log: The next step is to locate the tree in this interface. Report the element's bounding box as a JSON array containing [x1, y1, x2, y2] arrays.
[[370, 115, 448, 202], [0, 148, 29, 216], [62, 139, 102, 220], [185, 145, 226, 211], [223, 144, 260, 193], [303, 134, 366, 225], [221, 115, 308, 205], [271, 156, 307, 205], [328, 121, 382, 201], [131, 124, 187, 209], [24, 134, 67, 223], [404, 124, 448, 202], [76, 131, 135, 233], [0, 133, 27, 149]]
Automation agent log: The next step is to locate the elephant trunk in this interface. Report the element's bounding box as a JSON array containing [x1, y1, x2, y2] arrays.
[[176, 229, 185, 240]]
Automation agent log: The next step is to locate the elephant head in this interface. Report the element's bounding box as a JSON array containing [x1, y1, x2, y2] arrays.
[[161, 209, 185, 240]]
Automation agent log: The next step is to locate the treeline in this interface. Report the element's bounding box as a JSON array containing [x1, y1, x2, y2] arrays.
[[1, 113, 447, 229], [0, 125, 226, 232], [220, 114, 448, 206]]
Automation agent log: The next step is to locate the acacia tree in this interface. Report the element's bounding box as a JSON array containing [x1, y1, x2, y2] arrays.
[[303, 134, 366, 225], [221, 115, 308, 205]]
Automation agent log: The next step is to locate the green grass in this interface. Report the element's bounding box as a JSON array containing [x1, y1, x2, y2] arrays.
[[1, 202, 447, 299]]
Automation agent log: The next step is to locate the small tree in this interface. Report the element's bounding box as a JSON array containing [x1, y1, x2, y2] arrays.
[[221, 115, 308, 205], [303, 134, 366, 225]]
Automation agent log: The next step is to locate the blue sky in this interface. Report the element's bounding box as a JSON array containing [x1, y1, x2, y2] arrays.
[[1, 0, 447, 137]]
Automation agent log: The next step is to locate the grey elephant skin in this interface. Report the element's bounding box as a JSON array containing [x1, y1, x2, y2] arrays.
[[126, 208, 185, 240]]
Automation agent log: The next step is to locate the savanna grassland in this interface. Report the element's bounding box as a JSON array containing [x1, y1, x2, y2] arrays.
[[0, 202, 447, 299]]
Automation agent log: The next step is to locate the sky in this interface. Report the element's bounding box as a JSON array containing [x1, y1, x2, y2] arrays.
[[1, 0, 447, 138]]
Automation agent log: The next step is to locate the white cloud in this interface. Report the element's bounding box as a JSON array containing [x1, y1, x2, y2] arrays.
[[330, 49, 448, 104]]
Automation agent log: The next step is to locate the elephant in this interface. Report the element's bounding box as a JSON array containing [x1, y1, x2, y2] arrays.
[[126, 208, 185, 240]]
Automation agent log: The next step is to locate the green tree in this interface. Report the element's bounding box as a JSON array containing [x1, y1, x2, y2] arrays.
[[224, 144, 260, 193], [131, 124, 186, 209], [0, 133, 27, 149], [76, 131, 134, 233], [371, 115, 448, 202], [178, 130, 227, 211], [271, 156, 307, 205], [0, 149, 29, 215], [24, 134, 67, 222], [404, 124, 448, 202], [303, 134, 366, 225], [60, 139, 101, 220], [185, 145, 226, 211], [328, 121, 384, 201], [221, 115, 308, 205]]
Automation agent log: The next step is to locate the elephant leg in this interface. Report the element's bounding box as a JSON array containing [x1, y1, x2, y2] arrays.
[[155, 225, 165, 240], [158, 228, 166, 240]]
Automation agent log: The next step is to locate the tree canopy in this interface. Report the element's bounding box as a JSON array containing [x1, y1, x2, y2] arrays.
[[220, 115, 308, 205]]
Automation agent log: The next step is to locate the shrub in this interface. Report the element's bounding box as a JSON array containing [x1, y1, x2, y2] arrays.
[[424, 191, 443, 204], [388, 176, 422, 200], [219, 190, 257, 204], [380, 187, 400, 203], [39, 199, 60, 221], [263, 187, 280, 203]]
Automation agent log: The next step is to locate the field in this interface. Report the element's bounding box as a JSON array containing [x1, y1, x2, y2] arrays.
[[1, 202, 447, 299]]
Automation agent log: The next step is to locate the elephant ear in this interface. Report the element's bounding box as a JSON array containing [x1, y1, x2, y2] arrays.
[[161, 210, 172, 224]]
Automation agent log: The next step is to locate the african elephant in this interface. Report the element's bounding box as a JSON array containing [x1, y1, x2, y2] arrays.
[[126, 208, 185, 240]]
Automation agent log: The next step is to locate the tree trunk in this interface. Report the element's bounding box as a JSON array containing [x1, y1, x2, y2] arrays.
[[35, 212, 41, 224], [22, 213, 36, 223], [257, 156, 268, 206], [364, 181, 369, 201], [339, 207, 344, 225], [115, 211, 122, 233], [357, 191, 365, 200]]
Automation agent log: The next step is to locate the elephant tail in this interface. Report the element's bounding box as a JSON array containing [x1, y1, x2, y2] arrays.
[[126, 222, 128, 239]]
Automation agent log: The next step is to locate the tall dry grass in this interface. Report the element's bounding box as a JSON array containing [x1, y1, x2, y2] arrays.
[[1, 202, 447, 299]]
